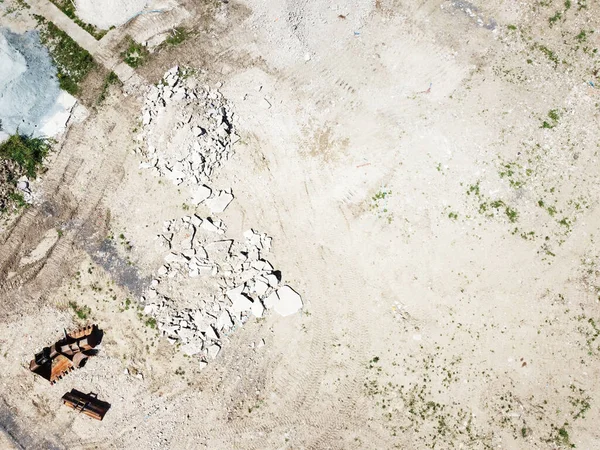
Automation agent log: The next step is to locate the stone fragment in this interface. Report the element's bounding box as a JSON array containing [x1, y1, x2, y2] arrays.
[[192, 185, 212, 204], [227, 285, 253, 313], [253, 279, 269, 296], [265, 273, 279, 288], [165, 252, 181, 263], [205, 326, 219, 341], [208, 344, 221, 359], [274, 286, 303, 317], [263, 291, 278, 309], [181, 342, 203, 356], [201, 219, 220, 233], [216, 310, 233, 330], [205, 191, 234, 213], [251, 300, 264, 318]]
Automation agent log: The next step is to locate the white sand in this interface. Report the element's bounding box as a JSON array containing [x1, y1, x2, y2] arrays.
[[74, 0, 149, 30]]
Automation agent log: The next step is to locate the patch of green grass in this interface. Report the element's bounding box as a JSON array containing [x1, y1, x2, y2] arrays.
[[0, 134, 51, 178], [549, 11, 562, 25], [575, 30, 588, 42], [68, 301, 91, 320], [507, 24, 517, 30], [36, 17, 96, 95], [373, 190, 390, 201], [554, 424, 575, 448], [8, 191, 26, 209], [96, 71, 121, 105], [145, 317, 157, 328], [121, 37, 149, 68], [164, 27, 189, 46], [558, 217, 571, 228], [542, 109, 561, 129], [521, 230, 536, 240], [505, 207, 518, 223], [548, 109, 560, 122], [564, 0, 571, 10], [466, 181, 481, 197], [48, 0, 107, 40], [536, 44, 560, 66]]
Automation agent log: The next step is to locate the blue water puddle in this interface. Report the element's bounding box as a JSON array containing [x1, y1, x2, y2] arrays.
[[0, 28, 63, 138]]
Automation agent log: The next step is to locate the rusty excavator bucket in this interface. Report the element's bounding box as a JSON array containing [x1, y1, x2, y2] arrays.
[[29, 324, 103, 384], [62, 389, 111, 421]]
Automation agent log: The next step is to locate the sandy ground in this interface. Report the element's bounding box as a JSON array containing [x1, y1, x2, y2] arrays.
[[1, 0, 600, 449]]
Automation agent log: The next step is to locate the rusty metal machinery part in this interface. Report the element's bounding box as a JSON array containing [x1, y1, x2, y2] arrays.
[[61, 390, 111, 421], [29, 324, 103, 383]]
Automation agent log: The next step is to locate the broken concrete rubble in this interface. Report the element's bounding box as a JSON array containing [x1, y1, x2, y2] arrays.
[[142, 221, 303, 365], [138, 67, 238, 214]]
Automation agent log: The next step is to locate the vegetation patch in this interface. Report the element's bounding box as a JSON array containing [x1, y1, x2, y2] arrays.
[[68, 301, 91, 320], [535, 44, 560, 66], [370, 188, 393, 223], [121, 36, 149, 68], [36, 17, 96, 95], [96, 71, 121, 105], [0, 134, 52, 211], [163, 27, 190, 47], [48, 0, 108, 40], [0, 134, 51, 178], [541, 109, 561, 129]]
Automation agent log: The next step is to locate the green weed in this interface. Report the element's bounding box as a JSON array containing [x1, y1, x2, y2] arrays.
[[164, 27, 189, 46], [68, 301, 91, 319], [37, 17, 96, 95], [48, 0, 107, 39], [0, 134, 51, 178], [121, 37, 149, 68], [96, 71, 121, 105]]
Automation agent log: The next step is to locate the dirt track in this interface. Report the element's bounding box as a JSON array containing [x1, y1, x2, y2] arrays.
[[1, 0, 600, 449]]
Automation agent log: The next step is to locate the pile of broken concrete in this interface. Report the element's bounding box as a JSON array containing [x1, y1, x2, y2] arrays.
[[138, 67, 303, 366], [138, 66, 237, 213], [141, 215, 303, 364]]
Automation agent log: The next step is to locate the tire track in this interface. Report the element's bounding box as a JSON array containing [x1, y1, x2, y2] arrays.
[[126, 7, 191, 45]]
